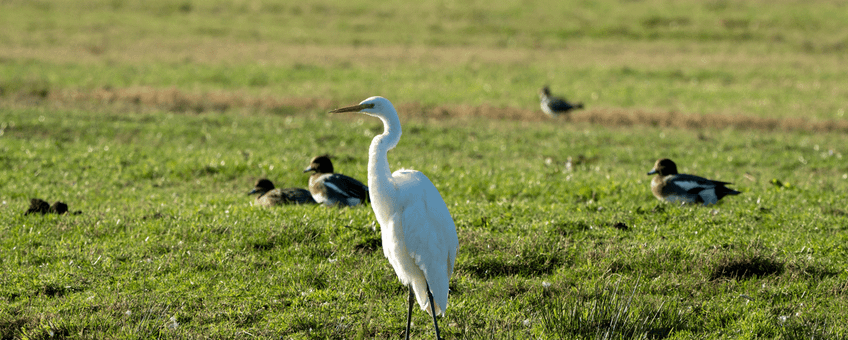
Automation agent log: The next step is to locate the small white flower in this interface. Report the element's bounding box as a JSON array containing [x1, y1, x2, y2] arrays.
[[125, 310, 132, 316], [542, 281, 551, 289], [167, 316, 178, 330], [523, 319, 531, 327]]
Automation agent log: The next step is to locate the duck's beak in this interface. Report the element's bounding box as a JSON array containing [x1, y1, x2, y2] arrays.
[[303, 166, 314, 173], [329, 103, 375, 113], [248, 188, 259, 195], [647, 169, 658, 175]]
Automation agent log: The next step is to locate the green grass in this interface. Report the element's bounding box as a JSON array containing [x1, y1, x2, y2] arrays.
[[2, 0, 848, 119], [2, 0, 848, 338], [2, 105, 847, 339]]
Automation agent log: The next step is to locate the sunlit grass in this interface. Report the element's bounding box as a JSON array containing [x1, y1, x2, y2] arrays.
[[1, 104, 847, 338], [2, 0, 848, 338], [1, 0, 848, 119]]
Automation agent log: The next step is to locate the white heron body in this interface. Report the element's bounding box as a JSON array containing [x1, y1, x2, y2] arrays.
[[331, 96, 458, 337], [371, 167, 457, 316]]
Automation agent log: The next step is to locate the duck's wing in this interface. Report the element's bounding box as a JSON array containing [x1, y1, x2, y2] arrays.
[[322, 174, 369, 206], [666, 174, 721, 191], [280, 188, 316, 204], [668, 174, 740, 205]]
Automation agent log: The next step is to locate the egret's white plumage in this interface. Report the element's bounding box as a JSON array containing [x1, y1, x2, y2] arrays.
[[330, 96, 458, 339]]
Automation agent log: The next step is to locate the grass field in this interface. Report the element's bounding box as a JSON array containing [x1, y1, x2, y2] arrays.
[[2, 0, 848, 339]]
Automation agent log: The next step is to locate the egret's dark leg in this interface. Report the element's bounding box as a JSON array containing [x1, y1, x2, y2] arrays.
[[425, 282, 442, 340], [406, 285, 414, 340]]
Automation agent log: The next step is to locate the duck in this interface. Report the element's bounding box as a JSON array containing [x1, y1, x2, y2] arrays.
[[303, 155, 369, 207], [647, 158, 741, 205], [539, 85, 584, 117], [249, 178, 315, 206]]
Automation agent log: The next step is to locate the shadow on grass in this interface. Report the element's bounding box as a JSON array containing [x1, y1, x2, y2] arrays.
[[353, 236, 381, 253], [709, 253, 784, 281], [0, 317, 37, 340], [459, 251, 565, 279]]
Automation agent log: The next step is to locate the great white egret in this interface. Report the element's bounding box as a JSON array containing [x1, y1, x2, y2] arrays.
[[648, 158, 741, 205], [539, 85, 583, 117], [248, 178, 315, 206], [330, 96, 458, 340], [303, 155, 369, 207]]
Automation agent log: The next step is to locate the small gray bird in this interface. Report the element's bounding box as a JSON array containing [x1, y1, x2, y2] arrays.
[[539, 85, 583, 117]]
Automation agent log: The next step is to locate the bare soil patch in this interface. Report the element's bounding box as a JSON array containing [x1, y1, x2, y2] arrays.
[[8, 86, 848, 133]]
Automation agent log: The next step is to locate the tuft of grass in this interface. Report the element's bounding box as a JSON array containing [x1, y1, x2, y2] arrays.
[[538, 276, 689, 339]]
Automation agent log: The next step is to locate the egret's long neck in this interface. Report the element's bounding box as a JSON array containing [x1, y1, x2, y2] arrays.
[[368, 112, 402, 195]]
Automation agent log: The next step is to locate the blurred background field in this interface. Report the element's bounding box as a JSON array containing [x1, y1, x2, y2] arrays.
[[2, 0, 847, 121], [1, 0, 847, 339]]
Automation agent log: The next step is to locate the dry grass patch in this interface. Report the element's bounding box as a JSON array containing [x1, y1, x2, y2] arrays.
[[9, 86, 848, 134]]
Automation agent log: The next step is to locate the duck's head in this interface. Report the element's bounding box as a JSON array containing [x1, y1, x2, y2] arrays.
[[539, 86, 552, 98], [304, 155, 334, 174], [647, 158, 679, 176], [249, 178, 275, 195], [329, 96, 397, 121]]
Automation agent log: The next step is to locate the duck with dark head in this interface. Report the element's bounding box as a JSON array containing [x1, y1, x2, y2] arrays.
[[248, 178, 315, 206], [303, 155, 369, 207], [648, 158, 740, 205]]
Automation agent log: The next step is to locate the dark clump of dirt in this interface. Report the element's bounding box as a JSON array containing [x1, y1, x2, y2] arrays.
[[24, 198, 51, 215], [24, 198, 81, 216]]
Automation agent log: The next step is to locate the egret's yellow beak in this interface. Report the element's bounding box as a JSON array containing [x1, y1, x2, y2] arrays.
[[329, 103, 375, 114]]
